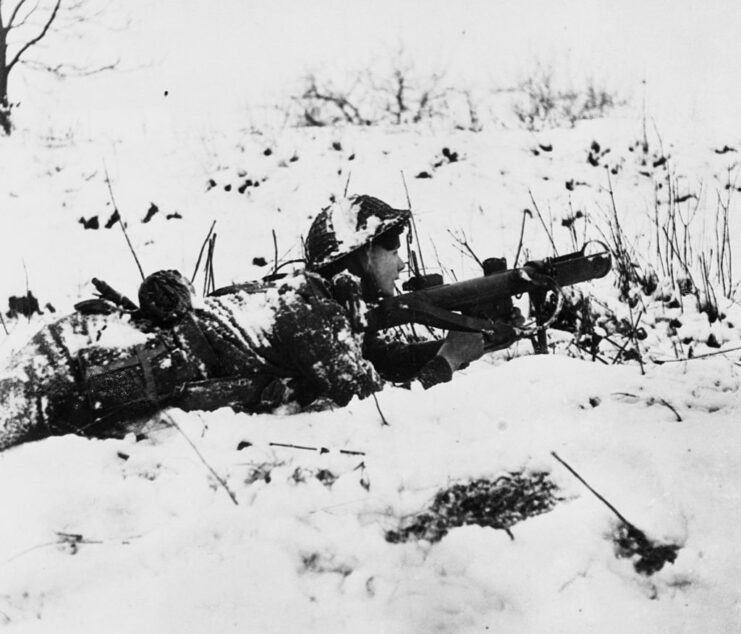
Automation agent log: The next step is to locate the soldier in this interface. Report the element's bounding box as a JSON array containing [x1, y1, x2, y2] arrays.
[[0, 194, 486, 451]]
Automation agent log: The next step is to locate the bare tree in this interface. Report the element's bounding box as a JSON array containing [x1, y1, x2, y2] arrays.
[[0, 0, 118, 134]]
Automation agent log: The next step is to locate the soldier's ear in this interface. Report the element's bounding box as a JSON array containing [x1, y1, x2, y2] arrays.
[[356, 245, 374, 275]]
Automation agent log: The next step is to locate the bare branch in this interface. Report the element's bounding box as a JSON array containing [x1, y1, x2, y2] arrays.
[[21, 57, 119, 77], [447, 228, 484, 269], [528, 190, 558, 255], [6, 0, 35, 29], [7, 0, 61, 73], [163, 412, 239, 506]]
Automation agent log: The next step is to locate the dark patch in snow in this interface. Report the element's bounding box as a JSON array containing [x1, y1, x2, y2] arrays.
[[104, 210, 120, 228], [142, 203, 159, 223], [301, 552, 352, 577], [612, 523, 681, 576], [7, 292, 42, 319], [564, 178, 589, 192], [386, 472, 562, 544], [315, 469, 337, 486], [79, 215, 99, 230], [244, 463, 274, 485], [587, 141, 610, 167], [432, 147, 460, 168]]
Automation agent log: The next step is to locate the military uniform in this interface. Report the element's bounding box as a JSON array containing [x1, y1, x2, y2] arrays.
[[0, 270, 451, 451]]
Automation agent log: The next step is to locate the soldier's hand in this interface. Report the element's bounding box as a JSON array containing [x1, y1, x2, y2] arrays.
[[437, 330, 485, 372], [510, 306, 526, 329]]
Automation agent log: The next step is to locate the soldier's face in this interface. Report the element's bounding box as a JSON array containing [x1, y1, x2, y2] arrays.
[[366, 243, 406, 297]]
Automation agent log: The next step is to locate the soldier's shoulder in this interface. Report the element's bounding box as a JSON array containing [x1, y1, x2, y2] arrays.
[[205, 271, 334, 312]]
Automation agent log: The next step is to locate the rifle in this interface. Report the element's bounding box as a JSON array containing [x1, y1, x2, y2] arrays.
[[365, 243, 612, 353]]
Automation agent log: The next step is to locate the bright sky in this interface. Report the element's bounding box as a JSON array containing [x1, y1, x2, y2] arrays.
[[8, 0, 741, 126]]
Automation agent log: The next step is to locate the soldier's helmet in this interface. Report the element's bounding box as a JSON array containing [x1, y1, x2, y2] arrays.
[[305, 194, 411, 271]]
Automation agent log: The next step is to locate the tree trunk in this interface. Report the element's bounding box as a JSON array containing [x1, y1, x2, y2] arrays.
[[0, 25, 11, 134]]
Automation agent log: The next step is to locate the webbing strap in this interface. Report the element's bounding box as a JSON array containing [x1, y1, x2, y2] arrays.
[[82, 344, 168, 376], [135, 345, 158, 402]]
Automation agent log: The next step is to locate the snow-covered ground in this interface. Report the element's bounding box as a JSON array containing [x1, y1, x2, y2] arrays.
[[2, 2, 741, 632]]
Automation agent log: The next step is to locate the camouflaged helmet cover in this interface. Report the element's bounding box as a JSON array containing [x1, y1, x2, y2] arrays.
[[305, 195, 411, 270]]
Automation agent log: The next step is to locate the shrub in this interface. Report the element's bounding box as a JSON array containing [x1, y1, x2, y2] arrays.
[[290, 55, 482, 130], [512, 65, 621, 130]]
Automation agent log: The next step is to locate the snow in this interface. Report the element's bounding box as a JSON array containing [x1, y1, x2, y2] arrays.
[[324, 198, 377, 259], [1, 355, 739, 632], [2, 1, 741, 632]]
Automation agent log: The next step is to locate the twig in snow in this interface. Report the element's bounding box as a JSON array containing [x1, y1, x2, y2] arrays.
[[163, 412, 239, 505], [658, 398, 682, 422], [568, 340, 610, 365], [551, 451, 632, 526], [266, 441, 365, 456], [447, 228, 484, 269], [372, 392, 390, 426], [528, 190, 558, 255], [651, 344, 741, 364], [552, 451, 680, 575], [513, 209, 532, 267], [343, 171, 352, 197], [3, 539, 59, 564], [103, 162, 145, 280], [401, 170, 427, 274], [354, 460, 371, 490], [191, 220, 216, 284], [202, 234, 217, 296]]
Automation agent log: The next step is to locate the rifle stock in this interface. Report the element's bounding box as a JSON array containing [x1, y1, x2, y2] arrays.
[[365, 245, 612, 334]]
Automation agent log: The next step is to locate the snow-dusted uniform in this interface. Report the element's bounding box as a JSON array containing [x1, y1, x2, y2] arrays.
[[0, 270, 450, 451]]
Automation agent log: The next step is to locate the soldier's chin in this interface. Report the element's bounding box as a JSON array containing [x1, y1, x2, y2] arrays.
[[377, 283, 396, 298]]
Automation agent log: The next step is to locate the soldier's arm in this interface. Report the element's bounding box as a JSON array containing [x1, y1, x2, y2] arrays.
[[272, 297, 384, 407], [363, 336, 453, 389]]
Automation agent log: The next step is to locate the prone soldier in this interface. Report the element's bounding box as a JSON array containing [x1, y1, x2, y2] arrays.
[[0, 195, 495, 451]]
